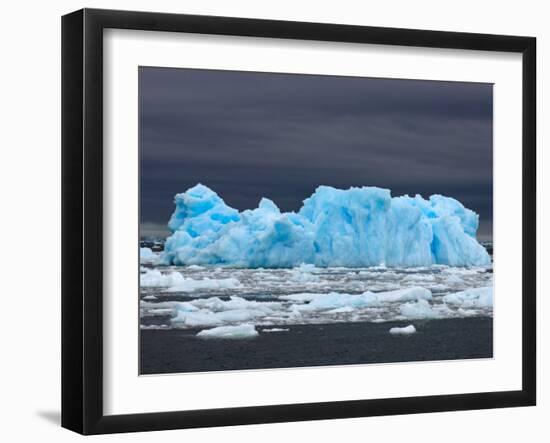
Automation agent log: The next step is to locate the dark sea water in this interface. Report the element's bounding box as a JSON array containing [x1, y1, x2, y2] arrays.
[[141, 317, 493, 374]]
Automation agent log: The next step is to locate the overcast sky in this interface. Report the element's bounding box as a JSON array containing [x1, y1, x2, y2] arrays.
[[139, 67, 493, 240]]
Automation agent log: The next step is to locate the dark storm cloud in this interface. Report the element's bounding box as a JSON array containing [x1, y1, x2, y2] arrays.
[[139, 67, 493, 239]]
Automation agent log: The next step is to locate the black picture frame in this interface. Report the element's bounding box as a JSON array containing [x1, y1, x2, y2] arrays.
[[62, 8, 536, 435]]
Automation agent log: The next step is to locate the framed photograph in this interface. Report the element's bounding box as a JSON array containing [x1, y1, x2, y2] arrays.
[[62, 8, 536, 435]]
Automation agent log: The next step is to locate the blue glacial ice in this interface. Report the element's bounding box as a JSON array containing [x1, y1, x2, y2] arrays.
[[161, 184, 490, 268]]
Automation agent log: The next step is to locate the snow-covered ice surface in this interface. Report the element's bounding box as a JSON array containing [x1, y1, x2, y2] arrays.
[[140, 261, 493, 331], [161, 184, 490, 268]]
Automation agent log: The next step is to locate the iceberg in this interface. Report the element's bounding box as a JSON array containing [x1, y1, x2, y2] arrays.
[[161, 184, 490, 268]]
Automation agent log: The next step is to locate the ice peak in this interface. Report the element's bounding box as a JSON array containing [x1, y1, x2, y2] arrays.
[[258, 197, 280, 213]]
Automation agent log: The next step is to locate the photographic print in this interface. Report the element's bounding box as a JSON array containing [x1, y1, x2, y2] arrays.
[[138, 67, 494, 375]]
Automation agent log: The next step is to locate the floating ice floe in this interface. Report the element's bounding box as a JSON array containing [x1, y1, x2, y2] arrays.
[[140, 269, 241, 292], [170, 296, 281, 328], [173, 309, 260, 327], [289, 266, 321, 283], [444, 274, 464, 285], [262, 328, 290, 332], [140, 269, 183, 287], [283, 286, 432, 311], [140, 267, 493, 329], [442, 287, 492, 308], [402, 274, 436, 282], [161, 184, 490, 268], [325, 306, 356, 314], [399, 299, 440, 319], [142, 250, 492, 303], [140, 247, 159, 264], [196, 324, 259, 339], [389, 325, 417, 335], [165, 287, 438, 328], [166, 277, 241, 292]]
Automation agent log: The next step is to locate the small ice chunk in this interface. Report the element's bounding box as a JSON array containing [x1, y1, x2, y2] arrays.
[[442, 286, 492, 308], [170, 296, 280, 328], [283, 287, 431, 311], [442, 267, 480, 276], [140, 269, 185, 287], [326, 306, 355, 314], [166, 277, 241, 292], [262, 328, 289, 333], [289, 270, 320, 283], [375, 287, 432, 303], [196, 324, 259, 339], [140, 301, 176, 309], [389, 324, 417, 335], [288, 263, 321, 283], [190, 296, 280, 313], [144, 308, 173, 316], [140, 324, 170, 330], [296, 263, 319, 273], [281, 293, 319, 303], [140, 247, 159, 264], [172, 311, 221, 327], [399, 299, 439, 319], [140, 269, 241, 292], [445, 274, 464, 284], [402, 274, 435, 282]]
